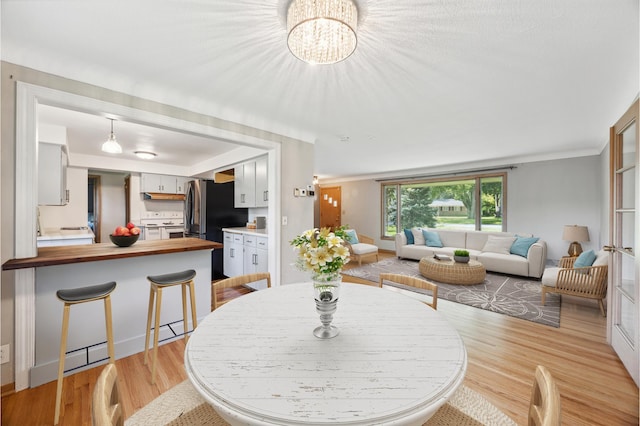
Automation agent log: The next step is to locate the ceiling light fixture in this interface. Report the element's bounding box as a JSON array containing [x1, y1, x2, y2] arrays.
[[101, 119, 122, 154], [287, 0, 358, 65], [134, 151, 157, 160]]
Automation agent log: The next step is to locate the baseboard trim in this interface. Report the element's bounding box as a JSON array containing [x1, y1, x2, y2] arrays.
[[1, 382, 15, 397]]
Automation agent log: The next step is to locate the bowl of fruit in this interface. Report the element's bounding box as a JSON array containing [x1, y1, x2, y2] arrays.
[[109, 222, 141, 247]]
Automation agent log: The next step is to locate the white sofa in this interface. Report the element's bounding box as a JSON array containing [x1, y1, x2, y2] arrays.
[[395, 228, 547, 278]]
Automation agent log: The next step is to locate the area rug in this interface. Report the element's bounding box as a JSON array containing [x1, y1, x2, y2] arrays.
[[341, 257, 561, 328], [125, 380, 517, 426]]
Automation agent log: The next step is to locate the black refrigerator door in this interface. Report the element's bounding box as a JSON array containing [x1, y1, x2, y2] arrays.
[[205, 181, 248, 279]]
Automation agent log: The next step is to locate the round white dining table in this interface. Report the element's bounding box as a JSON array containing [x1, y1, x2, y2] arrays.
[[185, 282, 467, 426]]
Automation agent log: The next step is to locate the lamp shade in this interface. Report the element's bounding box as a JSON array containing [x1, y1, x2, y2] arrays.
[[562, 225, 590, 242]]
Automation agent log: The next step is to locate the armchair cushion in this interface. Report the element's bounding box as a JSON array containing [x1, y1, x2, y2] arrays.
[[345, 229, 359, 244], [574, 250, 596, 268]]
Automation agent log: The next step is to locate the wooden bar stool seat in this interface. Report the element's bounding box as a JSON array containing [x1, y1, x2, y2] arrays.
[[55, 281, 117, 425], [144, 269, 197, 384]]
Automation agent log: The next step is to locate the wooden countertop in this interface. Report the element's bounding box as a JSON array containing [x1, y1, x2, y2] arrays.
[[2, 238, 223, 271]]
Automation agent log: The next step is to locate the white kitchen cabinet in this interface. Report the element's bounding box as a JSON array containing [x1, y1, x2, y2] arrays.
[[234, 162, 256, 208], [176, 176, 190, 194], [223, 232, 244, 278], [141, 173, 187, 194], [254, 156, 268, 207], [38, 142, 68, 205], [242, 235, 268, 290], [234, 156, 268, 208]]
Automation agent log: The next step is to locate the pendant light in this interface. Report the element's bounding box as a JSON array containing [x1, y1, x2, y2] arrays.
[[101, 119, 122, 154]]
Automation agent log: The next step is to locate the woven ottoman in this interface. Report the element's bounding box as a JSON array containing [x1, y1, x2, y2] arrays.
[[419, 257, 486, 285]]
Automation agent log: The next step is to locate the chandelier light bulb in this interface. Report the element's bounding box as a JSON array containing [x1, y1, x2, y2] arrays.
[[101, 119, 122, 154]]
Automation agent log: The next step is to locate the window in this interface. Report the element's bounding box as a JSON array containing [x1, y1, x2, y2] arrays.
[[381, 173, 505, 238]]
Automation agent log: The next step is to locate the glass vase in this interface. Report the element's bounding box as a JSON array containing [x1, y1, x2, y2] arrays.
[[311, 271, 342, 339]]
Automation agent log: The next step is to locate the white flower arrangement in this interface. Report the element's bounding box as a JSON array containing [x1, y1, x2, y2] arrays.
[[290, 227, 350, 275]]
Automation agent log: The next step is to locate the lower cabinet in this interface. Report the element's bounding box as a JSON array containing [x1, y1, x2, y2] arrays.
[[223, 232, 244, 278], [223, 231, 269, 290]]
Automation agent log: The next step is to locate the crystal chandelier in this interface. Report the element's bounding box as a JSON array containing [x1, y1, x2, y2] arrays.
[[287, 0, 358, 65]]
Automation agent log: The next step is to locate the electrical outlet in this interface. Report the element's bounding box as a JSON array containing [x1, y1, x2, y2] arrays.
[[282, 216, 288, 226], [1, 344, 10, 364]]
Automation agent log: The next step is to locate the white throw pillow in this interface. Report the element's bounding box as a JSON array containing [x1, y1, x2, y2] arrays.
[[482, 235, 516, 255], [411, 228, 425, 245]]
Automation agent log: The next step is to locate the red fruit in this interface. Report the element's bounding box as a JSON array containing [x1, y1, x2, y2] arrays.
[[122, 229, 131, 236], [113, 226, 128, 236], [130, 227, 141, 236], [126, 222, 135, 229]]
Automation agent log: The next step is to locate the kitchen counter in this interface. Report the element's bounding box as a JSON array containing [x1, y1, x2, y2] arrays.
[[8, 237, 220, 387], [3, 237, 222, 270], [222, 226, 267, 236], [37, 227, 95, 247]]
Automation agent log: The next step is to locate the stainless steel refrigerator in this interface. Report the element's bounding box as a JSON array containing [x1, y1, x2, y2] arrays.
[[184, 179, 248, 279]]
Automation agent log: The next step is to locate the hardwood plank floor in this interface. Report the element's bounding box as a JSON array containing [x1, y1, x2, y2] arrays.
[[2, 253, 638, 425]]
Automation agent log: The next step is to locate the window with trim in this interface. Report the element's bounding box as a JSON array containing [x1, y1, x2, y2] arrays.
[[382, 173, 505, 239]]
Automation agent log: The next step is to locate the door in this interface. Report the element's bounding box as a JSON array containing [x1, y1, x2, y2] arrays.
[[609, 99, 639, 385], [88, 175, 102, 243], [319, 186, 341, 230]]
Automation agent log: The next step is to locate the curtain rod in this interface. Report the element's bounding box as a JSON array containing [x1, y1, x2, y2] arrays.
[[374, 166, 516, 182]]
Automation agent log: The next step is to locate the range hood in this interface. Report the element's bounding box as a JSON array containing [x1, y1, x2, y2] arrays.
[[143, 192, 186, 201]]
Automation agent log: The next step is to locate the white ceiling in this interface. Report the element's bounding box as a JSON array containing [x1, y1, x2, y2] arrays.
[[2, 1, 639, 180]]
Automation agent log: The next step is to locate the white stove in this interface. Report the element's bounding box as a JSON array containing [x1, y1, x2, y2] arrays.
[[139, 211, 184, 240]]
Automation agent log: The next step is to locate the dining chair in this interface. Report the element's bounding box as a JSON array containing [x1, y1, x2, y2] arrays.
[[379, 273, 438, 310], [212, 272, 271, 310], [528, 365, 561, 426], [92, 363, 124, 426]]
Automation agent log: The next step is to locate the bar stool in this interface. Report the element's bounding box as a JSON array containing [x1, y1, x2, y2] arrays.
[[54, 281, 117, 425], [144, 269, 197, 384]]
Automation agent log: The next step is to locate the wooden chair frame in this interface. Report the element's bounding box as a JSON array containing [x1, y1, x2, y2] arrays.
[[379, 273, 438, 310], [541, 256, 608, 316], [212, 272, 271, 310], [529, 365, 561, 426], [92, 363, 124, 426]]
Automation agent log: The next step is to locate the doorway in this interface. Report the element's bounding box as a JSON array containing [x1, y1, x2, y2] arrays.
[[319, 186, 341, 230], [88, 175, 102, 243], [609, 99, 639, 385]]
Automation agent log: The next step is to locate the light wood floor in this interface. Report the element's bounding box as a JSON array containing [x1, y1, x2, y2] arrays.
[[2, 253, 638, 425]]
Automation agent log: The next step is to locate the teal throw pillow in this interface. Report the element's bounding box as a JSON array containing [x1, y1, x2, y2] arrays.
[[510, 236, 540, 258], [422, 230, 443, 247], [574, 250, 596, 268], [404, 228, 414, 245], [345, 229, 359, 244]]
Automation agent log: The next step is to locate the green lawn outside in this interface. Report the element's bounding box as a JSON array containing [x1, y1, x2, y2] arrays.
[[385, 216, 503, 235]]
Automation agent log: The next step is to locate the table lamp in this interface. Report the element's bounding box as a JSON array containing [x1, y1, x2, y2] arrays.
[[562, 225, 590, 256]]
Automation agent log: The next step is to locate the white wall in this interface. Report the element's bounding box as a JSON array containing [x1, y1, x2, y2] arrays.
[[38, 166, 88, 230], [326, 156, 604, 264]]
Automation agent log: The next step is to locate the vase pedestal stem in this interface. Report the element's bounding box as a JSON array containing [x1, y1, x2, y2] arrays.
[[314, 298, 339, 339]]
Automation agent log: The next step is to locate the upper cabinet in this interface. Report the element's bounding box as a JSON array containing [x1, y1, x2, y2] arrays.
[[254, 156, 268, 208], [141, 173, 189, 195], [38, 142, 68, 206], [234, 155, 268, 208]]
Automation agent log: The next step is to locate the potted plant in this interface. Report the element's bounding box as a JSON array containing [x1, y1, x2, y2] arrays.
[[454, 249, 470, 263]]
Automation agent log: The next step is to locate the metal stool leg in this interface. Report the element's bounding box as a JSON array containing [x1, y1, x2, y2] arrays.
[[54, 303, 70, 425]]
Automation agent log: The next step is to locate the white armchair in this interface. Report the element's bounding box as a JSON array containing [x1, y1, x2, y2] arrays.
[[345, 230, 379, 266]]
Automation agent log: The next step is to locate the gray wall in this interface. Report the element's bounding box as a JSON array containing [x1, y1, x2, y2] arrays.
[[1, 62, 314, 385], [324, 155, 606, 264]]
